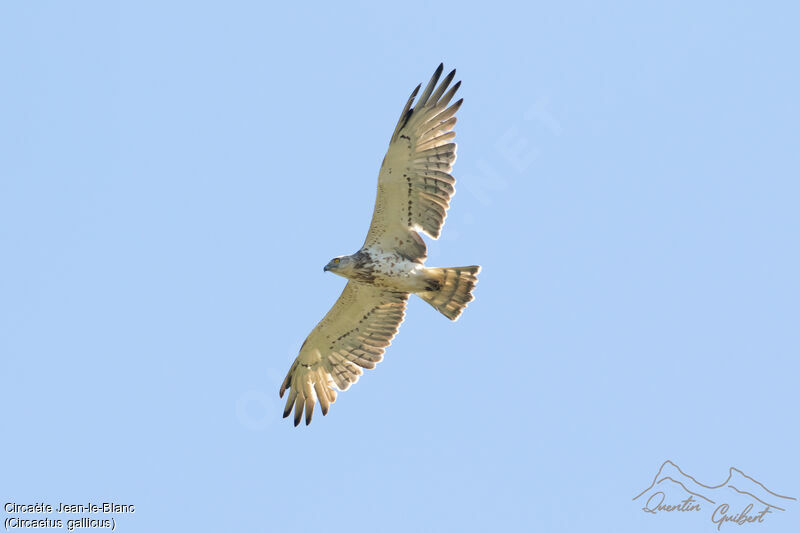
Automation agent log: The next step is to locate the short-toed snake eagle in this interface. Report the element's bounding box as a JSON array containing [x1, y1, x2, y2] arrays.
[[280, 64, 480, 425]]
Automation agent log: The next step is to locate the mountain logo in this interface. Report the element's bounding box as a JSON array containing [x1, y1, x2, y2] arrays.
[[633, 460, 796, 529]]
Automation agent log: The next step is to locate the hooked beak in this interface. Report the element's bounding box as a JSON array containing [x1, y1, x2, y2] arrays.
[[323, 265, 330, 272]]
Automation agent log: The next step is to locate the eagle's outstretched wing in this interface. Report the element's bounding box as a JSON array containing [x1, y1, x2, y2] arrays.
[[280, 283, 408, 426], [363, 64, 463, 261]]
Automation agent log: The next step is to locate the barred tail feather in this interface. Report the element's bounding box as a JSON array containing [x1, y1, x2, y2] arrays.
[[418, 265, 480, 320]]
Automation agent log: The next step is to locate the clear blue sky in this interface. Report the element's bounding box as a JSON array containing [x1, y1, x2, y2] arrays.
[[2, 2, 798, 532]]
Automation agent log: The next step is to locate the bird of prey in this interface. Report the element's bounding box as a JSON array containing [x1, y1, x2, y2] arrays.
[[280, 64, 480, 426]]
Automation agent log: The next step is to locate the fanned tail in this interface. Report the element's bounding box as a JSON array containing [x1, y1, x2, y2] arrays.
[[418, 265, 480, 321]]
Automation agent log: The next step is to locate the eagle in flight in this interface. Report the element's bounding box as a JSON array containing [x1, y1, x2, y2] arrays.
[[280, 64, 480, 425]]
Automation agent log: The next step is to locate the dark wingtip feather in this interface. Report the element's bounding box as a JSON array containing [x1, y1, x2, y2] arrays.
[[432, 63, 444, 84], [429, 69, 457, 104], [442, 69, 456, 87], [418, 64, 445, 108], [293, 395, 303, 426], [279, 374, 290, 398]]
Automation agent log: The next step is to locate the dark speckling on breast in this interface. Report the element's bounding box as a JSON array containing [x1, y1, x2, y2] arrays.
[[351, 250, 376, 282]]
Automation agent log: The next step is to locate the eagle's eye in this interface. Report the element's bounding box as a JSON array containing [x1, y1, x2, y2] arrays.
[[334, 258, 340, 264]]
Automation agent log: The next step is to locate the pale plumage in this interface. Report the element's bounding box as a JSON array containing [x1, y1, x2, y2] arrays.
[[280, 64, 480, 425]]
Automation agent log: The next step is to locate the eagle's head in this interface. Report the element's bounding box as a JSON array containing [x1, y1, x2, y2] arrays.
[[323, 256, 350, 275], [324, 252, 372, 281]]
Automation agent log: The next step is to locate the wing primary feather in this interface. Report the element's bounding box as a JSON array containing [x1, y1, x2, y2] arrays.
[[416, 63, 444, 109], [428, 99, 463, 128], [415, 142, 457, 160], [282, 391, 295, 418], [314, 380, 330, 415], [433, 81, 461, 112], [392, 84, 421, 140], [429, 69, 456, 105], [293, 395, 303, 427], [304, 381, 315, 425], [417, 131, 457, 151], [420, 116, 458, 140]]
